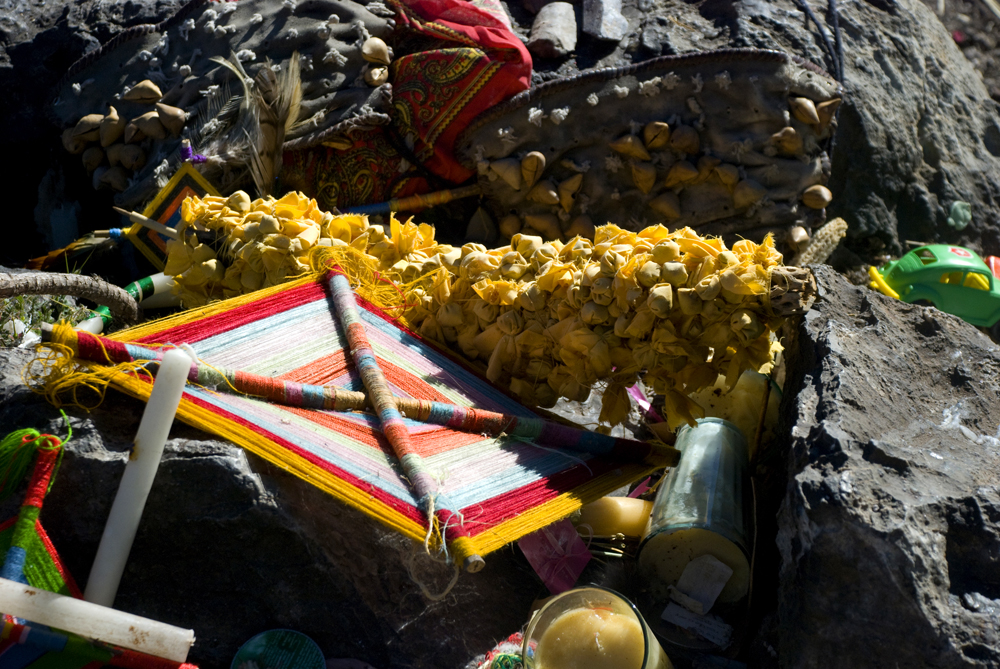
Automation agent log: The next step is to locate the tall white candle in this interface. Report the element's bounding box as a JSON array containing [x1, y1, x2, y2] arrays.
[[84, 347, 191, 607], [0, 577, 195, 662]]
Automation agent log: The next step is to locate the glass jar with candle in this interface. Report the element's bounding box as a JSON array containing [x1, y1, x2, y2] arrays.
[[522, 586, 673, 669], [636, 417, 751, 650]]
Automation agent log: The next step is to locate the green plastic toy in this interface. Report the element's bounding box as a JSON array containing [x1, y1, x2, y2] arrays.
[[869, 244, 1000, 339]]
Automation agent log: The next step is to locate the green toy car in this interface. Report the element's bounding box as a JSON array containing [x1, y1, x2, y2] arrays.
[[869, 244, 1000, 339]]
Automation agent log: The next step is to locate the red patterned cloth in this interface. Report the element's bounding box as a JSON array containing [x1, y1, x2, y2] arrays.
[[282, 0, 531, 212]]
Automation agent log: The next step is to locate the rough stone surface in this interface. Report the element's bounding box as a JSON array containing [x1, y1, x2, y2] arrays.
[[776, 264, 1000, 668], [527, 2, 578, 59], [0, 347, 541, 669], [582, 0, 628, 41]]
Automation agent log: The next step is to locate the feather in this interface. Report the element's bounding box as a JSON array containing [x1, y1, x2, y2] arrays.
[[199, 52, 302, 198], [249, 53, 302, 196]]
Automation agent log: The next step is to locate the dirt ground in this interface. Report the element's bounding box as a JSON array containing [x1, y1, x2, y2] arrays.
[[923, 0, 1000, 101]]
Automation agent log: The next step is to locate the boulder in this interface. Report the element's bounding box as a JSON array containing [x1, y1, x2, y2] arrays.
[[775, 265, 1000, 667], [582, 0, 629, 42], [527, 2, 579, 59]]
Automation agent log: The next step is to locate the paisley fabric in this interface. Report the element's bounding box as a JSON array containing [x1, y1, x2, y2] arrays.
[[281, 0, 531, 212]]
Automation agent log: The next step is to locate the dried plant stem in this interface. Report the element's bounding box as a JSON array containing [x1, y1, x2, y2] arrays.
[[0, 272, 139, 324]]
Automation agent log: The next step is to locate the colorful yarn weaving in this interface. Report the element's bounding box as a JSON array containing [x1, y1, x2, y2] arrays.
[[330, 270, 481, 570], [0, 427, 78, 601], [31, 270, 661, 569], [40, 324, 672, 465]]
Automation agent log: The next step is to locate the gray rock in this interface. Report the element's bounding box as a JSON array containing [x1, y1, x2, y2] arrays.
[[775, 265, 1000, 667], [0, 347, 540, 669], [527, 2, 578, 59], [582, 0, 629, 42]]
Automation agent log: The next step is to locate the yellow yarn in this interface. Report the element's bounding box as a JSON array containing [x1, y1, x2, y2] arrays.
[[22, 322, 152, 411]]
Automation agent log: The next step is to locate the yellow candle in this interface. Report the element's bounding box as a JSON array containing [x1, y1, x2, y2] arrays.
[[536, 607, 646, 669], [575, 497, 654, 538], [638, 528, 750, 604]]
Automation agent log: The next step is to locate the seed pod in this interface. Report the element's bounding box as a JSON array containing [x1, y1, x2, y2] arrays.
[[650, 241, 680, 263], [715, 163, 740, 187], [558, 174, 583, 212], [521, 151, 546, 189], [677, 287, 703, 314], [123, 80, 163, 103], [527, 180, 560, 205], [789, 225, 810, 250], [499, 215, 522, 238], [668, 125, 700, 154], [524, 214, 562, 240], [816, 98, 842, 133], [696, 155, 722, 181], [489, 158, 523, 190], [663, 161, 699, 188], [643, 121, 670, 149], [694, 274, 721, 301], [134, 110, 168, 141], [106, 143, 124, 166], [625, 161, 655, 194], [733, 179, 766, 209], [649, 192, 681, 219], [564, 215, 595, 240], [100, 166, 130, 192], [789, 96, 820, 124], [361, 37, 391, 65], [72, 114, 103, 142], [609, 135, 651, 161], [660, 261, 688, 285], [119, 145, 146, 171], [62, 128, 87, 154], [802, 184, 833, 209], [365, 66, 389, 86], [771, 126, 802, 155], [123, 122, 144, 144], [647, 284, 674, 318], [156, 103, 187, 136], [82, 146, 104, 173], [100, 106, 126, 147]]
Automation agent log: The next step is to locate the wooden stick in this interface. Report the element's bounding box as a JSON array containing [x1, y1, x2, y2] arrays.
[[112, 207, 180, 240]]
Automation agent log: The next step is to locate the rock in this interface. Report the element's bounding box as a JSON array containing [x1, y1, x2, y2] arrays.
[[582, 0, 629, 42], [775, 265, 1000, 667], [0, 347, 539, 669], [527, 2, 578, 59]]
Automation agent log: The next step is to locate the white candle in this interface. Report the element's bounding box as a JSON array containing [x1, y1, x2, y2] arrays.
[[84, 347, 191, 607], [0, 577, 195, 662]]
